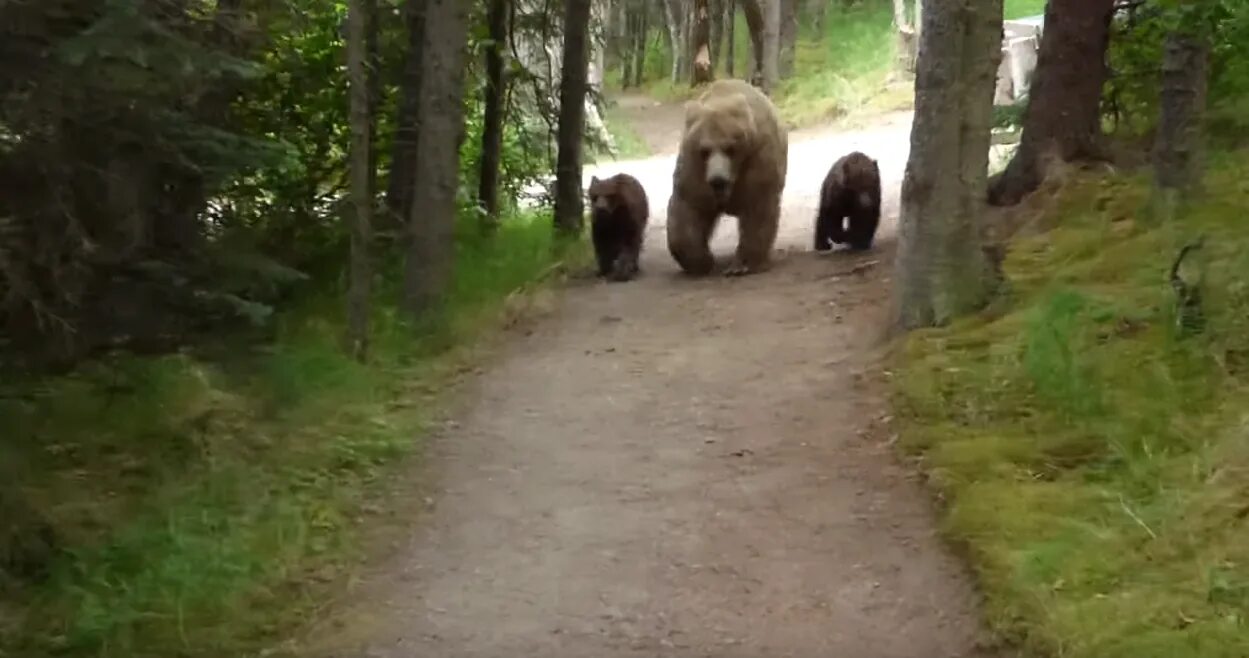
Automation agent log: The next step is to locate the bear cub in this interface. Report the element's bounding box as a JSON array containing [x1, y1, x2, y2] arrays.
[[814, 151, 881, 252], [587, 173, 650, 282]]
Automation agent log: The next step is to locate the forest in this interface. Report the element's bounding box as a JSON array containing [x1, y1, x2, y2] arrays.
[[3, 0, 1249, 656]]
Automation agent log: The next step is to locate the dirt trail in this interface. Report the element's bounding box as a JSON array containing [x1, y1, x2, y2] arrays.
[[310, 99, 994, 657]]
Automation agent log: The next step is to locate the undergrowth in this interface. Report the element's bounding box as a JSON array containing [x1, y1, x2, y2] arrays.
[[895, 152, 1249, 657], [0, 212, 587, 658]]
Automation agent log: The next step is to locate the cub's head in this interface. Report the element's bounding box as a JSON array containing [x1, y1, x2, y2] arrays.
[[683, 93, 757, 204], [587, 175, 622, 216]]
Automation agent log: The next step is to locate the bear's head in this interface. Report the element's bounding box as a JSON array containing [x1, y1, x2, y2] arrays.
[[587, 175, 622, 216], [683, 93, 757, 204]]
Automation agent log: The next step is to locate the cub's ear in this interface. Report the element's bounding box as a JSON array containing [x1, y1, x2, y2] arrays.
[[683, 100, 704, 129], [589, 175, 600, 186]]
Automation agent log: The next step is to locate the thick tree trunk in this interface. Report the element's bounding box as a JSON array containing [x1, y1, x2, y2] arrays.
[[692, 0, 714, 84], [988, 0, 1115, 206], [554, 0, 593, 234], [726, 0, 736, 76], [760, 0, 780, 93], [478, 0, 509, 226], [741, 0, 764, 84], [1152, 29, 1210, 220], [346, 0, 374, 360], [386, 0, 426, 226], [402, 0, 469, 318], [895, 0, 1002, 330], [778, 0, 797, 79]]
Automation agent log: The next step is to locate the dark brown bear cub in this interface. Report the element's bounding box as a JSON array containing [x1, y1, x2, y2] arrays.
[[587, 173, 650, 282], [814, 151, 881, 252]]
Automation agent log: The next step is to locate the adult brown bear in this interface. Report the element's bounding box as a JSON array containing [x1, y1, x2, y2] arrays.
[[587, 173, 649, 282], [814, 151, 881, 252], [666, 78, 789, 276]]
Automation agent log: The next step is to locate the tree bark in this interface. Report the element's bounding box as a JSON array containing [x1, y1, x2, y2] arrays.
[[988, 0, 1115, 206], [726, 0, 736, 76], [478, 0, 510, 226], [760, 0, 780, 93], [691, 0, 714, 84], [554, 0, 593, 234], [346, 0, 374, 360], [664, 0, 685, 83], [895, 0, 1002, 330], [1151, 29, 1210, 221], [402, 0, 469, 318], [778, 0, 797, 79], [710, 0, 724, 72], [634, 0, 649, 87], [386, 0, 427, 226], [741, 0, 764, 85], [892, 0, 918, 72]]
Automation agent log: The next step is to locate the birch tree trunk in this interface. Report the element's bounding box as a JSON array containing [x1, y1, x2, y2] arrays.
[[894, 0, 1002, 330]]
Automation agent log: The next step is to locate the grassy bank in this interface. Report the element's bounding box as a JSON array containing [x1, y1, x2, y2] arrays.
[[1, 214, 585, 658], [894, 154, 1249, 657]]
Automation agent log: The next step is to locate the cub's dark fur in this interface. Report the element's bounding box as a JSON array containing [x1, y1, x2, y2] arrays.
[[587, 173, 650, 282], [814, 151, 881, 252]]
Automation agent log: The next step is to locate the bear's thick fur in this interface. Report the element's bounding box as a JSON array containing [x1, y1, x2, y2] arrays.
[[813, 151, 881, 252], [587, 173, 650, 282], [666, 78, 788, 276]]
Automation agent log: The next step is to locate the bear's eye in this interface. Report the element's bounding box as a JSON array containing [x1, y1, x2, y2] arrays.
[[723, 146, 736, 158], [699, 147, 711, 160]]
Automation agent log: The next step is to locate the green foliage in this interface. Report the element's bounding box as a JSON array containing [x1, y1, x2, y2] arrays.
[[1, 209, 583, 658], [895, 157, 1249, 657]]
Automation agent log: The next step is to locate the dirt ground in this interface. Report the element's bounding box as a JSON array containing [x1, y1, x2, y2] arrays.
[[305, 95, 998, 657]]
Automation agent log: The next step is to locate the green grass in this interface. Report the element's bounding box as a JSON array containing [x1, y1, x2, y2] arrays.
[[894, 154, 1249, 657], [0, 212, 588, 658]]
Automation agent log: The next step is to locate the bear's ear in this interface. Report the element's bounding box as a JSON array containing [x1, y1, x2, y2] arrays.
[[590, 175, 600, 186], [683, 100, 704, 129]]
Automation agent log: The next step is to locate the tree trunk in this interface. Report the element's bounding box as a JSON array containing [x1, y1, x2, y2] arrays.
[[386, 0, 427, 226], [692, 0, 714, 84], [402, 0, 469, 318], [634, 0, 649, 87], [760, 0, 780, 93], [346, 0, 374, 361], [740, 0, 764, 85], [894, 0, 1002, 330], [554, 0, 593, 234], [893, 0, 917, 72], [726, 0, 736, 76], [478, 0, 509, 226], [664, 0, 685, 83], [710, 0, 724, 72], [988, 0, 1115, 206], [1151, 29, 1210, 221], [778, 0, 797, 79]]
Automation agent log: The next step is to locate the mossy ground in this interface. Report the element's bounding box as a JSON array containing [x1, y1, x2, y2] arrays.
[[894, 154, 1249, 657]]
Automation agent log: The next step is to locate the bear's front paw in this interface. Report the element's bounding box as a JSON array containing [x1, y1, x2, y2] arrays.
[[723, 258, 755, 277]]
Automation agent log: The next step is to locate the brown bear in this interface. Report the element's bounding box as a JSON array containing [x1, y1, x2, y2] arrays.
[[587, 173, 650, 282], [666, 78, 788, 276], [813, 151, 881, 252]]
